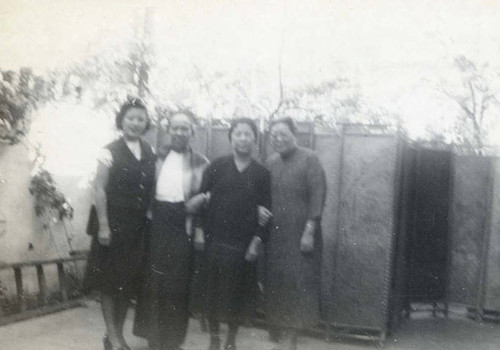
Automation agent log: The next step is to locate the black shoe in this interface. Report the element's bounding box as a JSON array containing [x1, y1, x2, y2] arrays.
[[104, 336, 126, 350]]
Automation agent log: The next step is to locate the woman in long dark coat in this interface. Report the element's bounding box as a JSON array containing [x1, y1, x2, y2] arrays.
[[265, 117, 327, 350], [84, 98, 156, 350], [196, 118, 271, 350], [133, 111, 209, 350]]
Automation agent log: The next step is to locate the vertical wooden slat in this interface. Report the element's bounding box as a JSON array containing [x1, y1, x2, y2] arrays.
[[57, 262, 68, 301], [13, 267, 26, 311], [448, 155, 491, 312], [36, 264, 48, 306]]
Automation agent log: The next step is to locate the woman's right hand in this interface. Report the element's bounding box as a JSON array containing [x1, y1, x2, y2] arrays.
[[98, 226, 112, 246], [194, 227, 205, 251], [257, 206, 273, 226]]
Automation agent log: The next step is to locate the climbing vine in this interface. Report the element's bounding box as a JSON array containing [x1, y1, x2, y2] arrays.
[[29, 169, 74, 224]]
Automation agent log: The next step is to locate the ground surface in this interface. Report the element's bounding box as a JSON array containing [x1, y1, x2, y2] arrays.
[[1, 301, 500, 350]]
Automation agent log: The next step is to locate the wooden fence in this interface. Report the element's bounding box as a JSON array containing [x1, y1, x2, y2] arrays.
[[0, 255, 87, 326]]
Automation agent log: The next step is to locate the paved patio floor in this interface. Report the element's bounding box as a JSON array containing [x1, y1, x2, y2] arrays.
[[1, 301, 500, 350]]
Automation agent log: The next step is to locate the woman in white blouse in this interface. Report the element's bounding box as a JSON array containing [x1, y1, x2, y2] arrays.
[[133, 110, 209, 350]]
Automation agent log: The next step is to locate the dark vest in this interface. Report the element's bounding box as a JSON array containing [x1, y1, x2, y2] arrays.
[[105, 138, 156, 213]]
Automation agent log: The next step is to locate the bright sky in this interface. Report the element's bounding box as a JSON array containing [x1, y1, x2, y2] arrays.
[[2, 0, 500, 143]]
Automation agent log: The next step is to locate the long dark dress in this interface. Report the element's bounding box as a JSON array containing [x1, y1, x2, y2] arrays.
[[84, 138, 156, 298], [201, 156, 271, 325], [133, 147, 209, 349], [265, 147, 327, 329], [134, 201, 192, 349]]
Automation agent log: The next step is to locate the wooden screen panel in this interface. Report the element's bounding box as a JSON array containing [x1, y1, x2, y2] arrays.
[[330, 135, 398, 329], [407, 149, 452, 302], [209, 127, 232, 160], [389, 142, 416, 329], [448, 156, 493, 306], [190, 126, 208, 156], [314, 134, 342, 322], [482, 158, 500, 311]]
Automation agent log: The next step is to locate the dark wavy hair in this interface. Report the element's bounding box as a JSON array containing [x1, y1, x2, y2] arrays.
[[269, 116, 298, 135], [115, 98, 150, 132], [228, 118, 259, 141]]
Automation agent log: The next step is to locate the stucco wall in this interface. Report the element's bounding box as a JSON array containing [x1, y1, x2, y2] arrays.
[[0, 143, 67, 295]]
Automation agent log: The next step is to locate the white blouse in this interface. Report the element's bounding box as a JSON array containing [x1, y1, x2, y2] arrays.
[[155, 150, 185, 203], [97, 140, 142, 166]]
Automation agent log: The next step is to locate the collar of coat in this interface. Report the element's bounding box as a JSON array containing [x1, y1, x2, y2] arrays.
[[156, 144, 210, 200]]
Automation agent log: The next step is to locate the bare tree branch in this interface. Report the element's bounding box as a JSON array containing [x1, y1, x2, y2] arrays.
[[192, 64, 222, 114], [468, 81, 476, 118], [268, 59, 284, 120], [478, 94, 493, 125]]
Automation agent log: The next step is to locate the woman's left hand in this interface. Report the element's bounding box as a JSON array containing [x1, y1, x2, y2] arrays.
[[300, 221, 316, 254], [245, 236, 261, 262]]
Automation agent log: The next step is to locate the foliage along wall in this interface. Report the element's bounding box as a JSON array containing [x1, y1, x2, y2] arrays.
[[0, 143, 67, 296]]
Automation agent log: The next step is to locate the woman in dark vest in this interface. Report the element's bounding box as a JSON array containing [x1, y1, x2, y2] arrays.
[[133, 110, 209, 350], [84, 98, 156, 350]]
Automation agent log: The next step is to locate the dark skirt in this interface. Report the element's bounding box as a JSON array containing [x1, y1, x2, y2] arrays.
[[204, 242, 257, 325], [83, 207, 147, 299], [133, 201, 193, 349]]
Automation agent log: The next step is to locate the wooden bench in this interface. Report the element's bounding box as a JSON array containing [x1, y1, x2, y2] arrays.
[[0, 255, 88, 326]]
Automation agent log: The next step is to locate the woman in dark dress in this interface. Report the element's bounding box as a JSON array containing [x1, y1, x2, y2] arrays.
[[84, 99, 156, 350], [133, 111, 209, 350], [195, 118, 271, 350], [265, 117, 327, 350]]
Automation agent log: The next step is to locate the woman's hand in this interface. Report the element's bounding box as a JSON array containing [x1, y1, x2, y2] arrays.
[[300, 220, 316, 254], [98, 225, 112, 246], [257, 206, 273, 226], [185, 216, 194, 237], [194, 227, 205, 251], [185, 192, 210, 214], [245, 236, 262, 262], [94, 158, 112, 246]]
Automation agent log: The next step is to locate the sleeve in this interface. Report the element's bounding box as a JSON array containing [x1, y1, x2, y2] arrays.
[[255, 168, 272, 243], [199, 161, 216, 194], [257, 168, 271, 209], [194, 161, 217, 229], [97, 148, 113, 167], [306, 153, 327, 221]]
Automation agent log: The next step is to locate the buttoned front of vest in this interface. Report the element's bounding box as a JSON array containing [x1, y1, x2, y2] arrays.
[[105, 138, 156, 212]]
